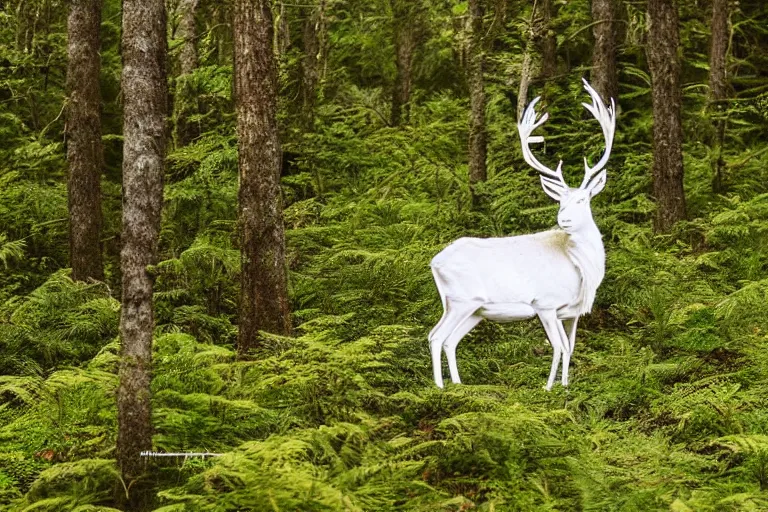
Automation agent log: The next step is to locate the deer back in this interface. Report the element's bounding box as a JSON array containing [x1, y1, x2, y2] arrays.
[[431, 230, 582, 308]]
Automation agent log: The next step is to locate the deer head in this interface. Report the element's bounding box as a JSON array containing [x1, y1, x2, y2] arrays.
[[517, 79, 616, 234]]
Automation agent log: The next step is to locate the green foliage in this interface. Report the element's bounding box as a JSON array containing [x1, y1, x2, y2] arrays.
[[1, 0, 768, 509]]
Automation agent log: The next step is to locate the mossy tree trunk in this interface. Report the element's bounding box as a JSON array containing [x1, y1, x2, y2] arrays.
[[234, 0, 291, 354], [173, 0, 200, 147], [591, 0, 618, 102], [301, 0, 326, 131], [709, 0, 729, 192], [66, 0, 104, 282], [116, 0, 168, 505], [467, 0, 486, 206], [647, 0, 686, 232]]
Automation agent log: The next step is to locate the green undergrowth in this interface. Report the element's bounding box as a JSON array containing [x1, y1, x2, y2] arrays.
[[2, 0, 768, 508], [3, 178, 768, 509]]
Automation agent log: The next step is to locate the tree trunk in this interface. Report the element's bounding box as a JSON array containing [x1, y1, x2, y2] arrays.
[[591, 0, 618, 102], [538, 0, 556, 81], [647, 0, 685, 232], [517, 1, 539, 121], [467, 0, 487, 205], [178, 0, 198, 74], [116, 0, 168, 504], [391, 0, 417, 126], [301, 0, 325, 131], [234, 0, 291, 354], [66, 0, 104, 282], [173, 0, 199, 147], [709, 0, 729, 192]]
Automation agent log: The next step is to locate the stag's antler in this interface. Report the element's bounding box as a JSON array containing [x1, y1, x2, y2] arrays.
[[518, 80, 616, 198], [579, 78, 616, 190], [517, 97, 567, 199]]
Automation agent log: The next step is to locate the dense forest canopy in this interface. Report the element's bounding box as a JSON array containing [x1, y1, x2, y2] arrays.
[[1, 0, 768, 509]]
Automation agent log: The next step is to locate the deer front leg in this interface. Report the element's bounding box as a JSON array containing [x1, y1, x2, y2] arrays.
[[557, 320, 571, 387], [565, 317, 578, 354], [539, 310, 568, 391], [559, 317, 578, 386]]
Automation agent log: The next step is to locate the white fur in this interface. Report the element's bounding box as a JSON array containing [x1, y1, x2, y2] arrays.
[[429, 80, 615, 390]]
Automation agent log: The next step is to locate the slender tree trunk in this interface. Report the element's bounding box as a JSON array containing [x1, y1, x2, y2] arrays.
[[467, 0, 486, 205], [539, 0, 556, 81], [709, 0, 729, 192], [391, 0, 417, 126], [591, 0, 618, 102], [277, 1, 290, 56], [301, 0, 325, 131], [116, 0, 168, 504], [178, 0, 199, 74], [647, 0, 685, 232], [517, 1, 538, 121], [173, 0, 199, 147], [234, 0, 291, 354], [66, 0, 104, 282]]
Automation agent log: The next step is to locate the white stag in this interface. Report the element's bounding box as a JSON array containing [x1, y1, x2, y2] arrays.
[[429, 79, 616, 390]]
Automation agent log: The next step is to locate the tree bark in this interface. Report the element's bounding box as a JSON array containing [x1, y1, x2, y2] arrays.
[[66, 0, 104, 282], [517, 1, 538, 121], [467, 0, 487, 205], [234, 0, 291, 354], [709, 0, 729, 192], [116, 0, 168, 503], [178, 0, 199, 75], [301, 0, 325, 131], [391, 0, 418, 126], [647, 0, 685, 232], [538, 0, 556, 81], [173, 0, 200, 147], [591, 0, 618, 102]]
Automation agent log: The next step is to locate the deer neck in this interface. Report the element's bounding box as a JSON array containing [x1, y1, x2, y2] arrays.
[[564, 221, 605, 315]]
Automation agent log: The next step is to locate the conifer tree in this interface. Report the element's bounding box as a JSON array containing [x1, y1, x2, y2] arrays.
[[301, 0, 326, 131], [591, 0, 619, 102], [709, 0, 729, 191], [173, 0, 200, 146], [116, 0, 168, 502], [234, 0, 292, 353], [539, 0, 556, 82], [391, 0, 423, 126], [647, 0, 686, 232], [66, 0, 104, 282], [467, 0, 487, 205]]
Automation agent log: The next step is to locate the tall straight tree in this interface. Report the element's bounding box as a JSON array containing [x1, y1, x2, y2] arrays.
[[300, 0, 326, 131], [467, 0, 486, 205], [234, 0, 291, 354], [173, 0, 200, 146], [390, 0, 423, 126], [66, 0, 103, 282], [116, 0, 168, 497], [591, 0, 619, 102], [709, 0, 729, 191], [539, 0, 556, 81], [647, 0, 685, 232]]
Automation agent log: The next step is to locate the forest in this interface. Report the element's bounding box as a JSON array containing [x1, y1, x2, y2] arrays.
[[1, 0, 768, 509]]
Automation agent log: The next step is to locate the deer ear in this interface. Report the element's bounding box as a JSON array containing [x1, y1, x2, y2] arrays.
[[585, 169, 607, 197], [540, 176, 566, 201]]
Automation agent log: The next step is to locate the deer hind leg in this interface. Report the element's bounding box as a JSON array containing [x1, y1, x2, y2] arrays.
[[538, 310, 568, 391], [429, 299, 481, 389], [444, 314, 482, 385]]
